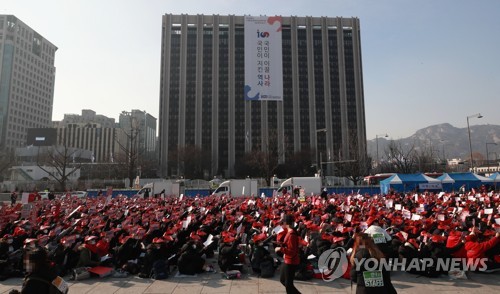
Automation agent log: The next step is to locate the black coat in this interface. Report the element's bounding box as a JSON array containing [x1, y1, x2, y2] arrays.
[[350, 248, 397, 294], [21, 267, 58, 294], [218, 242, 240, 272]]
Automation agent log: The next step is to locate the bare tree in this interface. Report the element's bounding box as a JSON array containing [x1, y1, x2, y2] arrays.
[[335, 131, 372, 185], [240, 129, 285, 186], [115, 120, 141, 187], [336, 154, 372, 186], [285, 149, 316, 177], [0, 149, 15, 181], [169, 145, 211, 179], [37, 146, 83, 191], [381, 140, 418, 174]]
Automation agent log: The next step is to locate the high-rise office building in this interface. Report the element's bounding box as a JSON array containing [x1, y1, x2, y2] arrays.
[[0, 15, 57, 151], [159, 14, 366, 178], [119, 109, 157, 160]]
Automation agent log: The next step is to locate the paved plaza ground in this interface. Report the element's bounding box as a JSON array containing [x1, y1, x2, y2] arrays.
[[1, 264, 499, 294]]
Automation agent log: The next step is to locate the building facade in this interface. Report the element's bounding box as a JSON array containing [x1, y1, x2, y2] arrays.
[[159, 14, 366, 178], [0, 15, 57, 151], [55, 109, 117, 129], [118, 109, 157, 158], [27, 126, 123, 164]]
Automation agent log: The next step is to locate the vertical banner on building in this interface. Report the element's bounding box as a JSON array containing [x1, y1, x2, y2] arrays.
[[244, 16, 283, 101]]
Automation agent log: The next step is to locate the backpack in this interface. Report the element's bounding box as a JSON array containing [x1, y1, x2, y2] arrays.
[[260, 257, 275, 278], [150, 260, 169, 280], [295, 263, 314, 280], [25, 276, 68, 294]]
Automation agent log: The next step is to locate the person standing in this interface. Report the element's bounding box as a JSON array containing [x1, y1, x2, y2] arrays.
[[10, 190, 18, 206], [275, 214, 301, 294], [350, 233, 396, 294]]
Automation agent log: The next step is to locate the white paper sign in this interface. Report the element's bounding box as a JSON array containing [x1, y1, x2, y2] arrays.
[[21, 192, 30, 204], [273, 225, 284, 235], [484, 208, 493, 215], [437, 214, 445, 221], [411, 214, 421, 221], [345, 214, 353, 222], [395, 204, 402, 211], [203, 234, 214, 247], [182, 220, 189, 229]]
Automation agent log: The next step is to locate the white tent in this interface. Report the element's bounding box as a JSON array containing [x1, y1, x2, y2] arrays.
[[489, 172, 500, 183]]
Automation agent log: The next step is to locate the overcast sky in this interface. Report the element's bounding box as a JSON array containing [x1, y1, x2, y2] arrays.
[[2, 0, 499, 140]]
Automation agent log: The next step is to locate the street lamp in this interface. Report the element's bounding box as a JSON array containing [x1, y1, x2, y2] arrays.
[[440, 140, 447, 172], [376, 133, 388, 166], [316, 128, 327, 176], [466, 113, 483, 170], [486, 142, 497, 172]]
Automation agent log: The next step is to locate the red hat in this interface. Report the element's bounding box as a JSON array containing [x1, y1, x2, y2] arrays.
[[24, 238, 37, 244], [420, 231, 430, 237], [84, 235, 98, 242], [152, 237, 165, 244], [252, 222, 264, 229], [196, 230, 207, 236], [431, 235, 446, 243], [162, 232, 174, 241], [190, 232, 201, 241], [395, 232, 406, 242], [13, 227, 26, 237], [223, 236, 236, 243], [306, 223, 321, 232], [342, 227, 353, 234], [408, 239, 419, 249], [253, 233, 267, 243], [321, 234, 332, 241], [119, 235, 132, 244]]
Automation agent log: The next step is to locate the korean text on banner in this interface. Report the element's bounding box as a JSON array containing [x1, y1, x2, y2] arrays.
[[244, 16, 283, 101]]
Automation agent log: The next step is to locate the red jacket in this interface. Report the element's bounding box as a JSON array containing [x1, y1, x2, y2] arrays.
[[465, 236, 499, 264], [96, 240, 110, 257], [281, 229, 300, 265], [446, 233, 467, 259]]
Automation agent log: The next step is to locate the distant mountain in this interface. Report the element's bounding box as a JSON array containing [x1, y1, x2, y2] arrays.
[[367, 123, 500, 161]]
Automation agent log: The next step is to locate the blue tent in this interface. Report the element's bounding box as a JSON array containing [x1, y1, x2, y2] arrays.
[[436, 172, 493, 192], [380, 173, 442, 195]]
